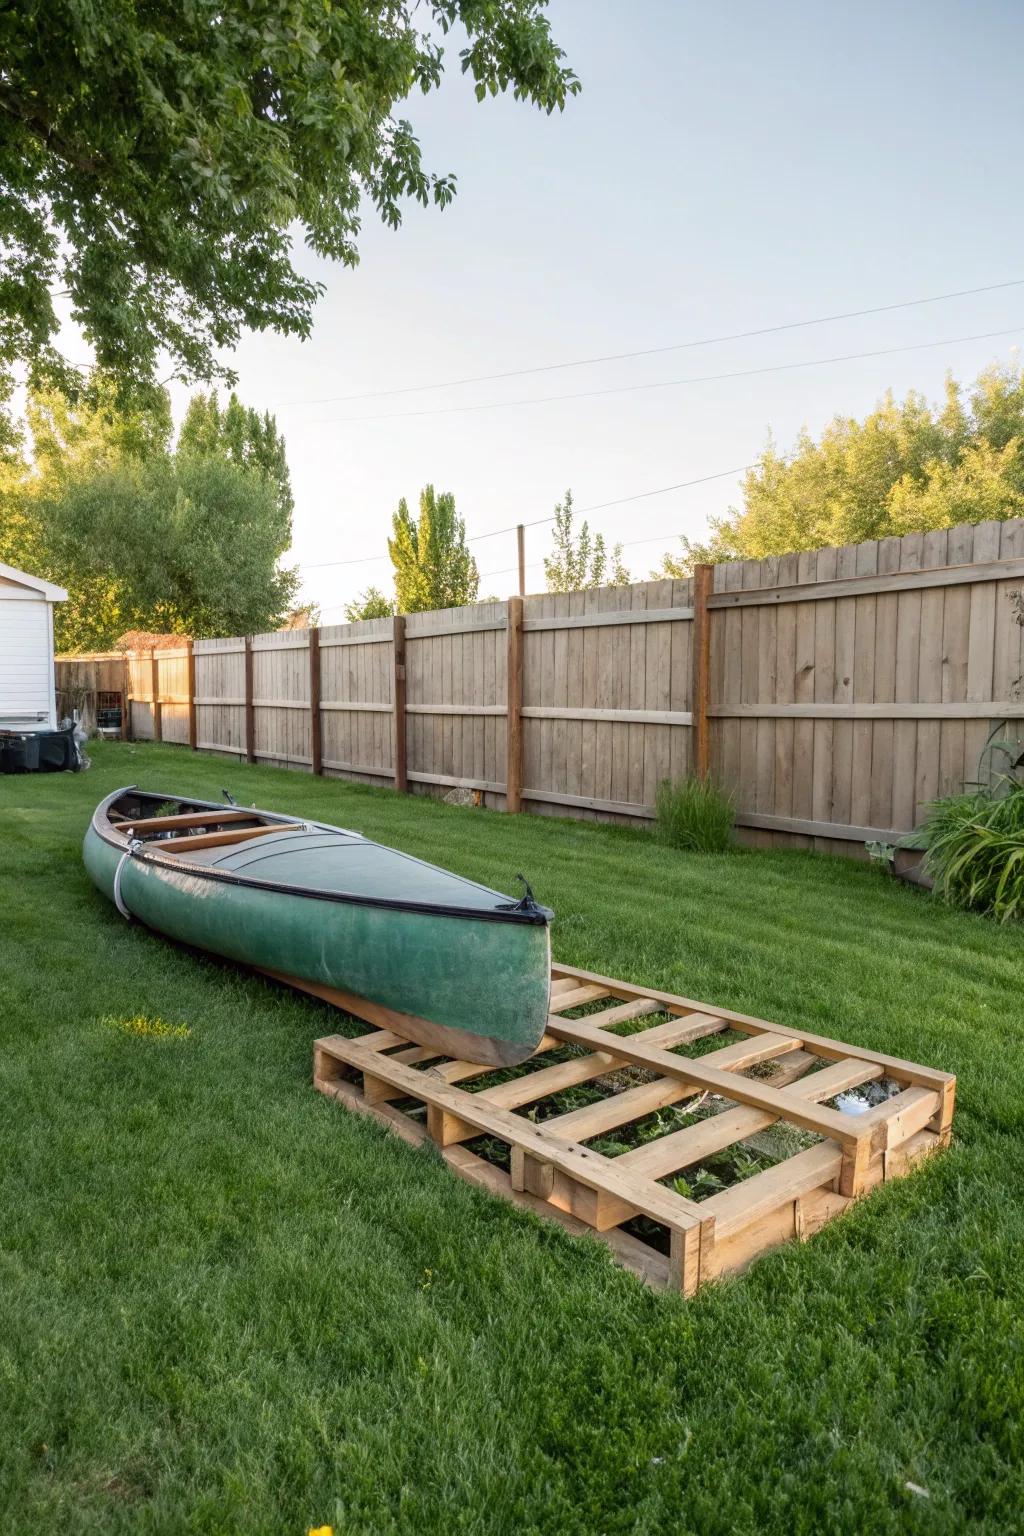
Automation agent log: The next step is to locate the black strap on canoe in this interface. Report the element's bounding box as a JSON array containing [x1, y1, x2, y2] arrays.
[[498, 874, 543, 917]]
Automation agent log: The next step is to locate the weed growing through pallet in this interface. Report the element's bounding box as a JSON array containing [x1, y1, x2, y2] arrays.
[[671, 1147, 771, 1202]]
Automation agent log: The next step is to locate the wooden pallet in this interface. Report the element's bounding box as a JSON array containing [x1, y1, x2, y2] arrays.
[[312, 963, 956, 1294]]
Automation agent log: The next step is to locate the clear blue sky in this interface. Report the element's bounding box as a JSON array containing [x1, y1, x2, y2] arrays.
[[167, 0, 1024, 618]]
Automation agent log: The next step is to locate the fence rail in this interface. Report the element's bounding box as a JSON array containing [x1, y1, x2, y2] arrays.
[[54, 517, 1024, 855]]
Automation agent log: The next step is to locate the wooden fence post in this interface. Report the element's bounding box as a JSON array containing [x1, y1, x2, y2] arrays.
[[392, 615, 408, 792], [187, 639, 197, 751], [150, 649, 163, 743], [309, 626, 322, 776], [506, 596, 524, 812], [691, 564, 713, 778], [243, 635, 255, 764], [121, 653, 131, 741]]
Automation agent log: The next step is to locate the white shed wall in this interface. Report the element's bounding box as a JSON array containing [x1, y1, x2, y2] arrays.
[[0, 583, 58, 728]]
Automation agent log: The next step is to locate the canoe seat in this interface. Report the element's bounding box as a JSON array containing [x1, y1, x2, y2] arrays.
[[124, 809, 261, 836], [155, 824, 291, 855]]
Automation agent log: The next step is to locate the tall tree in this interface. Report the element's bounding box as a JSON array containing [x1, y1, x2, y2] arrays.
[[32, 456, 298, 652], [178, 391, 293, 521], [656, 363, 1024, 574], [0, 379, 298, 649], [0, 2, 578, 400], [543, 489, 630, 592], [388, 486, 479, 612]]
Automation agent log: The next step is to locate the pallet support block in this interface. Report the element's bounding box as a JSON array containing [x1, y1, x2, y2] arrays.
[[312, 961, 956, 1294]]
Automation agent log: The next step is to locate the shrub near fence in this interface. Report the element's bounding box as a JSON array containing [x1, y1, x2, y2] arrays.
[[55, 518, 1024, 856]]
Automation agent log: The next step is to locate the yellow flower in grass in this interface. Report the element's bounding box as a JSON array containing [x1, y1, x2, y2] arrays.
[[103, 1015, 192, 1041], [308, 1527, 334, 1536]]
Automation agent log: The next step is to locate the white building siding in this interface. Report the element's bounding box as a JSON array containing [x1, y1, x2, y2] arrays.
[[0, 586, 57, 728]]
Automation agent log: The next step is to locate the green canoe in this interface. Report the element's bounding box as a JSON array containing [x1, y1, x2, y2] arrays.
[[84, 786, 553, 1066]]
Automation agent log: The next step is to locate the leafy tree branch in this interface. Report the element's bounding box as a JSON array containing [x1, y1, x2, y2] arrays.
[[656, 362, 1024, 575], [0, 2, 578, 399]]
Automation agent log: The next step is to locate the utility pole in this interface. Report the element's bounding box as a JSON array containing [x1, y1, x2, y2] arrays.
[[516, 523, 526, 597]]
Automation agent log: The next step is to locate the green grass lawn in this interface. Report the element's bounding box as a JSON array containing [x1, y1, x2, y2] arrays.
[[2, 741, 1022, 1534]]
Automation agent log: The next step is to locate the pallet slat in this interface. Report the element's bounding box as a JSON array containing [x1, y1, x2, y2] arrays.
[[545, 1015, 866, 1147], [617, 1057, 884, 1182], [699, 1142, 843, 1239]]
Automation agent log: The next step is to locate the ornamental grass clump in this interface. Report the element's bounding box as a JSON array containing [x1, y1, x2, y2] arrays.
[[921, 782, 1024, 922], [654, 774, 735, 854]]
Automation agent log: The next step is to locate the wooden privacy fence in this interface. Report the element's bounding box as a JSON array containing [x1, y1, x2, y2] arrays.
[[54, 651, 128, 735], [168, 582, 697, 818], [55, 517, 1024, 854], [124, 644, 194, 746], [709, 518, 1024, 853]]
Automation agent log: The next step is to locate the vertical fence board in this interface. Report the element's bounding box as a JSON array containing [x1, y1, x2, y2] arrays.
[[392, 616, 406, 791], [891, 534, 924, 827], [869, 539, 900, 831], [914, 530, 949, 815], [808, 547, 836, 849], [669, 577, 693, 784], [506, 596, 523, 812], [565, 589, 585, 799], [828, 543, 856, 831]]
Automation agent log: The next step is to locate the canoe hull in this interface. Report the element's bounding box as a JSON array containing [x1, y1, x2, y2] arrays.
[[83, 824, 551, 1066]]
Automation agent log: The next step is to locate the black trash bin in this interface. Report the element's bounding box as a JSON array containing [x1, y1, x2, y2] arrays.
[[38, 725, 79, 771], [0, 733, 41, 772]]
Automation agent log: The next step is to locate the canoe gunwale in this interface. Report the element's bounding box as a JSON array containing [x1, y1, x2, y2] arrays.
[[90, 786, 553, 928]]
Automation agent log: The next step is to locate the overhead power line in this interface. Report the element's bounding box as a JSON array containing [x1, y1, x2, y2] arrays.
[[621, 528, 698, 551], [302, 324, 1024, 425], [299, 549, 390, 570], [276, 278, 1024, 408], [575, 464, 759, 515], [463, 464, 766, 559], [478, 560, 546, 583], [467, 512, 558, 544], [297, 462, 761, 570]]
